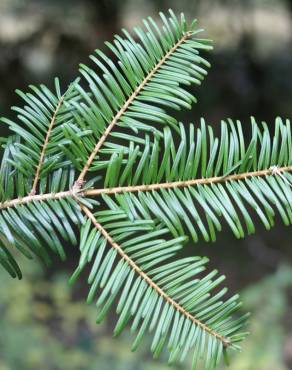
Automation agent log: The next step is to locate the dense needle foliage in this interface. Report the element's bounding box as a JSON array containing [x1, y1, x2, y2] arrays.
[[0, 9, 291, 370]]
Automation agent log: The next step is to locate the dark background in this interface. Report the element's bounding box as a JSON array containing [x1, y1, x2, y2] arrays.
[[0, 1, 292, 369]]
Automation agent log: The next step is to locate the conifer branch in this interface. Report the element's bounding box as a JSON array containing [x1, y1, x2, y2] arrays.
[[0, 165, 291, 210], [29, 95, 65, 195], [75, 32, 191, 187], [85, 165, 292, 196], [0, 9, 290, 368], [80, 202, 231, 347]]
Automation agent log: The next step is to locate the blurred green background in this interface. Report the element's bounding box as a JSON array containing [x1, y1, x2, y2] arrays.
[[0, 0, 292, 369]]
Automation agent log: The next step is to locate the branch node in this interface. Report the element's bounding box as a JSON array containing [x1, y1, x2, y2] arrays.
[[70, 181, 85, 201], [270, 165, 292, 187]]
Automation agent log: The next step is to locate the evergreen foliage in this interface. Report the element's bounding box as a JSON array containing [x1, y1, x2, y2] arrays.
[[0, 9, 291, 369]]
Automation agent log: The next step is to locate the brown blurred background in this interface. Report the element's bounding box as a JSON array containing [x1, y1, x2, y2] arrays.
[[0, 1, 292, 369]]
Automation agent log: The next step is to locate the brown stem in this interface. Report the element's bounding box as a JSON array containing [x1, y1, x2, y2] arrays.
[[0, 190, 73, 210], [29, 95, 65, 195], [84, 165, 292, 196], [1, 165, 291, 210], [75, 32, 190, 186], [80, 203, 231, 347]]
